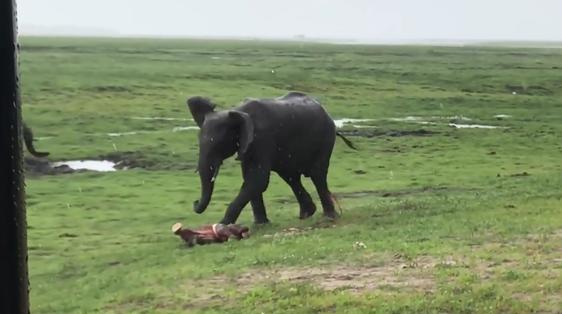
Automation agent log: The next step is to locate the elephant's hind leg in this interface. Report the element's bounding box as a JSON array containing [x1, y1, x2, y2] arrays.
[[311, 171, 339, 220], [280, 174, 317, 219]]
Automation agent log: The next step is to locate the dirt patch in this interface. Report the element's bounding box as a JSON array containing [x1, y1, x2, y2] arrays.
[[100, 151, 195, 171], [198, 261, 435, 296], [509, 171, 530, 177], [338, 128, 436, 138], [337, 186, 463, 199], [89, 85, 132, 93], [25, 156, 76, 176], [262, 225, 337, 239], [100, 151, 157, 170], [253, 264, 433, 293]]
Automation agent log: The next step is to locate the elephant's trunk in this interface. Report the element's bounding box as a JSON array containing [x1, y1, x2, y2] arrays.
[[193, 160, 220, 214]]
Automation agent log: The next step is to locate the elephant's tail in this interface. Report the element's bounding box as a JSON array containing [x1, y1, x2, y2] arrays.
[[336, 131, 357, 150], [23, 124, 50, 158]]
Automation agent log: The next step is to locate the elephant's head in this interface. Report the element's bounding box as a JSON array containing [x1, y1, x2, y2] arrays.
[[187, 96, 254, 214]]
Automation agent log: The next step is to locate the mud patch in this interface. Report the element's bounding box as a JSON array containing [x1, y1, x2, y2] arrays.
[[100, 151, 196, 171], [26, 151, 196, 175], [262, 226, 332, 239], [99, 151, 158, 170], [337, 186, 457, 199], [338, 128, 436, 138], [509, 171, 530, 177], [25, 157, 70, 175], [90, 85, 132, 93]]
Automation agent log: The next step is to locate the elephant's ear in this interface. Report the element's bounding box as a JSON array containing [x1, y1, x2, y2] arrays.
[[229, 111, 254, 160], [187, 96, 216, 127]]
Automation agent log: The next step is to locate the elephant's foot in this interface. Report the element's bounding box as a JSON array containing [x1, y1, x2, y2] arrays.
[[254, 217, 270, 225], [323, 210, 339, 221], [219, 217, 236, 225], [299, 204, 317, 219]]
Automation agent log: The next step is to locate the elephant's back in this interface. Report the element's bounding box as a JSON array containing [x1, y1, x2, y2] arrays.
[[239, 95, 336, 173], [241, 95, 335, 137]]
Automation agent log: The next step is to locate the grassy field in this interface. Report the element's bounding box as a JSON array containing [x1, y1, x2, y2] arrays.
[[20, 37, 562, 313]]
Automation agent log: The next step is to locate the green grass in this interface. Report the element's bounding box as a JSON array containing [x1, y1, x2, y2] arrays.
[[21, 36, 562, 313]]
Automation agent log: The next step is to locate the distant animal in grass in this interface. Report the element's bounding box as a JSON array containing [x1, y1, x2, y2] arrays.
[[23, 122, 49, 158]]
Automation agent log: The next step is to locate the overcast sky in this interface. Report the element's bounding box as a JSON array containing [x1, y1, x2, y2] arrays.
[[17, 0, 562, 41]]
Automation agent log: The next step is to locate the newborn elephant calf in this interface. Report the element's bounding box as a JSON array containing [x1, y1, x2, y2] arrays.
[[187, 92, 356, 224]]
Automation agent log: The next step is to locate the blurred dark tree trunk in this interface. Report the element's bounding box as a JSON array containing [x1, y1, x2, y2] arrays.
[[0, 0, 30, 313]]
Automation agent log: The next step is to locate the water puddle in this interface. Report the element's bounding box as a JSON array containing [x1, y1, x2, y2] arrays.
[[103, 125, 199, 137], [172, 126, 199, 132], [334, 118, 375, 128], [388, 116, 425, 122], [107, 131, 139, 137], [52, 160, 117, 172], [494, 114, 512, 119], [446, 115, 472, 121], [352, 125, 376, 129], [449, 123, 504, 129], [131, 116, 191, 121], [389, 116, 471, 123], [35, 136, 54, 141]]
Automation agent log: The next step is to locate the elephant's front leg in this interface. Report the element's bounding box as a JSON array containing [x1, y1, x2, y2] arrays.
[[220, 162, 270, 224], [251, 193, 270, 224]]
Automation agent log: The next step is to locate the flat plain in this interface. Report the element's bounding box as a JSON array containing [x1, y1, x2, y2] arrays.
[[21, 37, 562, 313]]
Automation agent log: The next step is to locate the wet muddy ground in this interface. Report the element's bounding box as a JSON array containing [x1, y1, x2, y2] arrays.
[[24, 151, 196, 176]]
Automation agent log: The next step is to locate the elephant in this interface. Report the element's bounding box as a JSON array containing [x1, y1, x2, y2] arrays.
[[187, 92, 356, 224], [23, 122, 49, 158]]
